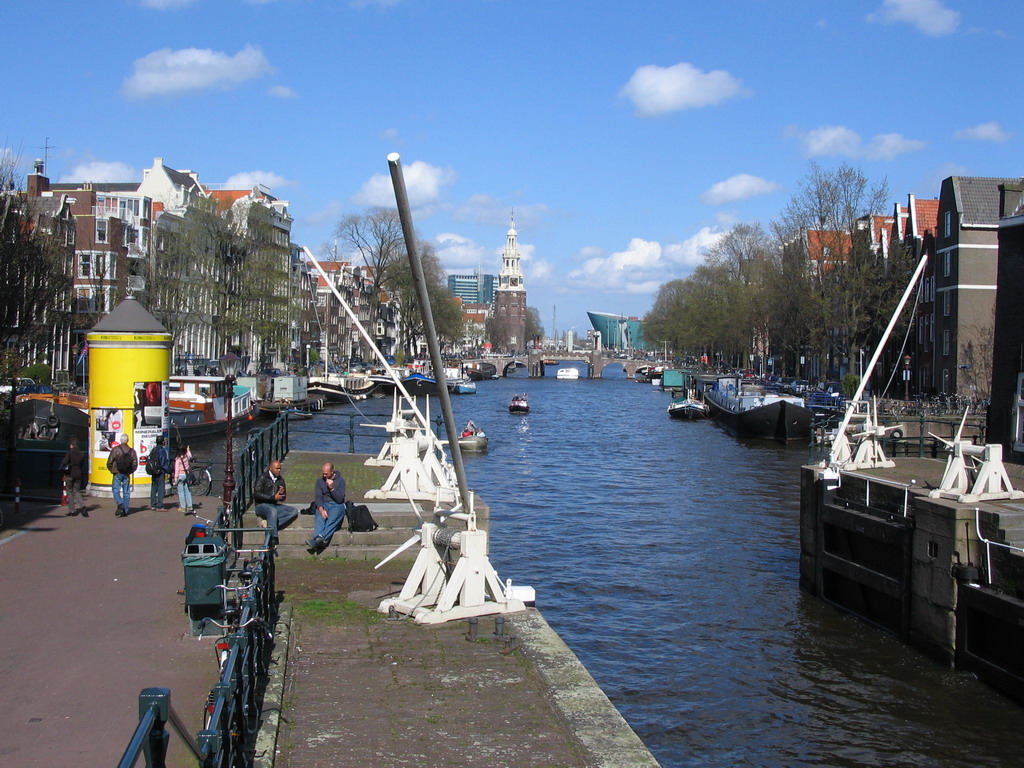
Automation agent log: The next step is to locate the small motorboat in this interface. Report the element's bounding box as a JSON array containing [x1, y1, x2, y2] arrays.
[[456, 421, 488, 451], [509, 393, 529, 413], [556, 367, 580, 380], [283, 408, 314, 420], [449, 380, 477, 395], [667, 397, 709, 420]]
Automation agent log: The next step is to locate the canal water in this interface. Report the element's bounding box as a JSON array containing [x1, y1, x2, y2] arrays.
[[207, 368, 1024, 767]]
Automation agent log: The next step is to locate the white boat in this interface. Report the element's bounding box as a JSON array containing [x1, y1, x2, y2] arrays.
[[169, 376, 254, 439], [667, 397, 709, 420], [556, 368, 580, 380]]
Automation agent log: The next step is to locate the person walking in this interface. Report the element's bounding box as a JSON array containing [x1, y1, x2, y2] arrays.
[[61, 435, 87, 517], [305, 462, 347, 555], [174, 444, 194, 514], [147, 435, 171, 511], [107, 433, 138, 517], [253, 459, 298, 546]]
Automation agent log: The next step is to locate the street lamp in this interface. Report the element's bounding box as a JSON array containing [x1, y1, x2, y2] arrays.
[[220, 351, 241, 507], [903, 354, 912, 403]]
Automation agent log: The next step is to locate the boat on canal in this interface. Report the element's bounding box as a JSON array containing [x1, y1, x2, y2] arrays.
[[509, 393, 529, 413], [456, 421, 488, 452], [307, 372, 377, 402], [13, 386, 89, 443], [667, 395, 709, 420], [703, 375, 812, 441], [169, 375, 254, 439], [556, 367, 580, 380]]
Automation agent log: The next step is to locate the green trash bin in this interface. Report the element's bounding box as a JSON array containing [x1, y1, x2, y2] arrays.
[[182, 536, 227, 607]]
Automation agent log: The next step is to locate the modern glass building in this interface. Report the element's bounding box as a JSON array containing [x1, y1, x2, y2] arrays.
[[586, 311, 648, 351], [448, 272, 496, 305]]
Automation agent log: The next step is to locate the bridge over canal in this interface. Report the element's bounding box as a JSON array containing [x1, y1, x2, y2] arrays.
[[468, 351, 649, 379]]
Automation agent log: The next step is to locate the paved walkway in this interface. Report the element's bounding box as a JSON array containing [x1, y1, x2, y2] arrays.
[[1, 482, 660, 768], [0, 493, 219, 767]]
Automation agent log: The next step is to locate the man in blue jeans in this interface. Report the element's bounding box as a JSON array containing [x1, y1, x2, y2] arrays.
[[306, 462, 347, 555], [253, 459, 298, 546], [148, 435, 171, 511], [107, 434, 138, 517]]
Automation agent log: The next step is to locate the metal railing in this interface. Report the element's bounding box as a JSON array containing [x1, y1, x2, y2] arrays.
[[118, 415, 286, 768], [226, 414, 289, 547], [118, 523, 276, 768]]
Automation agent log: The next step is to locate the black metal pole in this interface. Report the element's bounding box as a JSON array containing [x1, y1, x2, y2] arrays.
[[387, 153, 470, 511], [223, 374, 236, 507]]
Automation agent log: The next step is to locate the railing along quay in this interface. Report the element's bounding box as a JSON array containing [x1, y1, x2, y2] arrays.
[[119, 416, 285, 768]]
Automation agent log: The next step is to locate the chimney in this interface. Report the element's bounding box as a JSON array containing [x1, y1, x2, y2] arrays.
[[999, 183, 1024, 218], [27, 158, 49, 197]]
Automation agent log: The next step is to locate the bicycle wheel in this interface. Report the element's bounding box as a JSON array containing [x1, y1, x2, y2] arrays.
[[190, 468, 213, 497]]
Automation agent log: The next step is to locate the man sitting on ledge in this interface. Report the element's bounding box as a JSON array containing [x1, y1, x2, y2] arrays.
[[254, 459, 298, 546], [306, 461, 347, 555]]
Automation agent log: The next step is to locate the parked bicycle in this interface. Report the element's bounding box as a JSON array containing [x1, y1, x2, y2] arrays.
[[172, 460, 213, 498]]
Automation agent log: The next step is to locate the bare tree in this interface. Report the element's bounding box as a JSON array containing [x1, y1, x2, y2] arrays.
[[1, 158, 74, 489], [335, 208, 405, 321]]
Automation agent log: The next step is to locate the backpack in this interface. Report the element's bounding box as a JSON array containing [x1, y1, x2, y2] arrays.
[[347, 503, 378, 533], [146, 446, 165, 476], [109, 446, 134, 474]]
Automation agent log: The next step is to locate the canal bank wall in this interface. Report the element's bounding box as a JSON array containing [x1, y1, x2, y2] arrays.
[[800, 456, 1024, 701]]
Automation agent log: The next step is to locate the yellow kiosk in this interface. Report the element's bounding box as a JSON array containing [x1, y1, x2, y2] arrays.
[[86, 297, 172, 494]]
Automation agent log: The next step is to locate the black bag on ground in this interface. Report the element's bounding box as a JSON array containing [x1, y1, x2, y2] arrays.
[[346, 502, 378, 532], [301, 501, 316, 515]]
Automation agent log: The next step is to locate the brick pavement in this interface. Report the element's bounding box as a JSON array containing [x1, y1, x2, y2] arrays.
[[0, 493, 221, 767]]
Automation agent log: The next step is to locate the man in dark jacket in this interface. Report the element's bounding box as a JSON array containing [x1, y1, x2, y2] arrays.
[[148, 435, 171, 511], [305, 462, 347, 555], [253, 459, 298, 545], [107, 433, 138, 517]]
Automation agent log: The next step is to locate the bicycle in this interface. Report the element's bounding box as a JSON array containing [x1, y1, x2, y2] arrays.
[[172, 460, 213, 498], [197, 610, 271, 739]]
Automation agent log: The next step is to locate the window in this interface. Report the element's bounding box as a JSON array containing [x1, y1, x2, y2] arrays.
[[96, 218, 108, 243], [944, 210, 952, 238], [942, 291, 950, 317], [1014, 373, 1024, 452], [943, 252, 951, 277], [942, 329, 950, 356], [79, 252, 92, 278]]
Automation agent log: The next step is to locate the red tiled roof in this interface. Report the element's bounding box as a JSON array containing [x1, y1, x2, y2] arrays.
[[913, 198, 940, 237]]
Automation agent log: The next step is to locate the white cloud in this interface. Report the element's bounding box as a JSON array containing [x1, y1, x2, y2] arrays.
[[701, 174, 781, 205], [300, 200, 345, 229], [434, 232, 491, 271], [58, 161, 137, 184], [566, 229, 723, 295], [956, 121, 1012, 142], [802, 125, 863, 157], [268, 85, 298, 99], [619, 63, 750, 117], [867, 0, 959, 36], [223, 170, 294, 190], [796, 124, 925, 160], [122, 45, 273, 98], [352, 160, 456, 213], [454, 194, 550, 228], [864, 132, 927, 160]]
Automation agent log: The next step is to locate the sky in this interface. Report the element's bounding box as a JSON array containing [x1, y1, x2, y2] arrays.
[[4, 0, 1022, 338]]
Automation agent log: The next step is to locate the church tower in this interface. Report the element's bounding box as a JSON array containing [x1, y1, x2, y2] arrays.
[[493, 214, 528, 353]]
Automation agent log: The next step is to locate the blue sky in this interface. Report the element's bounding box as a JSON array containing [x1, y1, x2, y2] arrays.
[[5, 0, 1020, 337]]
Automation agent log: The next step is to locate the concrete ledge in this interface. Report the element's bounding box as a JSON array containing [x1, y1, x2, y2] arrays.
[[510, 610, 661, 768], [255, 602, 292, 768]]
